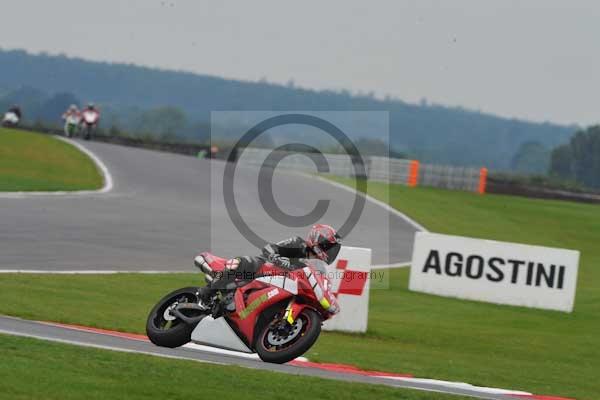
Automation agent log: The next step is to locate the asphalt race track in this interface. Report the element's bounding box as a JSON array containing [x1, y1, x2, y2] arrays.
[[0, 139, 419, 271], [0, 315, 533, 400]]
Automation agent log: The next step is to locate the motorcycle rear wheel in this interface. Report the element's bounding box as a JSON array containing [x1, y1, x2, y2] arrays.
[[146, 287, 203, 348], [255, 308, 322, 364]]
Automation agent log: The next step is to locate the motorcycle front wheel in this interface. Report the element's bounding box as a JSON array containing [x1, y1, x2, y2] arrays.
[[255, 308, 322, 364], [146, 287, 203, 348]]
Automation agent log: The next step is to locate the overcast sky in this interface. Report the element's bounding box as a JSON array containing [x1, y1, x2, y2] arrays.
[[1, 0, 598, 125]]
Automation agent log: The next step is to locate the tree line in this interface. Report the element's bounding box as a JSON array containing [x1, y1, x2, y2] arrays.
[[549, 126, 600, 189], [0, 49, 576, 170]]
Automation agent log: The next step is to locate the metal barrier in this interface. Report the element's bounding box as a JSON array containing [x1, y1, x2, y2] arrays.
[[236, 148, 486, 193], [419, 163, 481, 192], [14, 124, 234, 160]]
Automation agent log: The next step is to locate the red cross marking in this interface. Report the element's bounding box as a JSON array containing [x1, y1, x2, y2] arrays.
[[333, 259, 367, 297]]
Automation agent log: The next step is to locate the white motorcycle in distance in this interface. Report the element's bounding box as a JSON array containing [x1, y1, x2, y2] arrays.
[[63, 113, 81, 138], [2, 111, 20, 127], [81, 107, 100, 140]]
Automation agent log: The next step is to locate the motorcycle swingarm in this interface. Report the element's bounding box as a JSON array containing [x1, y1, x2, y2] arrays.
[[169, 303, 209, 326]]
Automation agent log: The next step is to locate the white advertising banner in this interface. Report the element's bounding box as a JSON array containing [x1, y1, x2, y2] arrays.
[[323, 246, 372, 332], [409, 232, 579, 312]]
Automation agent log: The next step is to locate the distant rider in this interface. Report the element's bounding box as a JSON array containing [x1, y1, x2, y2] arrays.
[[62, 104, 80, 120], [8, 104, 22, 119], [81, 103, 100, 139], [62, 104, 81, 137], [82, 103, 100, 123]]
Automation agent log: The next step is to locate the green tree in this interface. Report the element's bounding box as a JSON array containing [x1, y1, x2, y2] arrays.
[[134, 107, 187, 137], [549, 125, 600, 188], [354, 137, 390, 156], [549, 144, 572, 178], [38, 92, 80, 122], [510, 141, 550, 174]]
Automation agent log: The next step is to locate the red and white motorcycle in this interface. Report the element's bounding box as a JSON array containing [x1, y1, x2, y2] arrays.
[[146, 252, 339, 364], [81, 108, 99, 140]]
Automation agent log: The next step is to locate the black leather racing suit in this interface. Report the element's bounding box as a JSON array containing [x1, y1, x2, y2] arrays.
[[211, 236, 308, 290]]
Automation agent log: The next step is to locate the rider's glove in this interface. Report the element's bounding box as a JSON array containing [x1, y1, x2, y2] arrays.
[[268, 253, 291, 269]]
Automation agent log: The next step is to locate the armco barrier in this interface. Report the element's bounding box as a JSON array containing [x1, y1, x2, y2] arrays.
[[419, 163, 482, 192], [237, 147, 485, 192], [14, 124, 235, 160], [365, 156, 412, 184]]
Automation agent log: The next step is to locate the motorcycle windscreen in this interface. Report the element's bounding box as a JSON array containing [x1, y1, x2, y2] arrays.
[[83, 112, 97, 123], [324, 243, 341, 264]]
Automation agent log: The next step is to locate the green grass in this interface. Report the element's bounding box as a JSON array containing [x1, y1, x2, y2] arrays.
[[0, 334, 469, 400], [0, 182, 598, 398], [0, 273, 197, 333], [0, 128, 103, 191]]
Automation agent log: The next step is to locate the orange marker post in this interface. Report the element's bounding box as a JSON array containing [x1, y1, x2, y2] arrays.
[[478, 167, 488, 194], [407, 160, 420, 187]]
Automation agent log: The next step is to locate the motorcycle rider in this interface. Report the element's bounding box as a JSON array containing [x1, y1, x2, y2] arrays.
[[62, 104, 81, 137], [81, 103, 100, 139], [62, 104, 80, 119], [2, 104, 22, 127], [82, 103, 100, 121], [8, 104, 22, 119], [196, 224, 342, 311]]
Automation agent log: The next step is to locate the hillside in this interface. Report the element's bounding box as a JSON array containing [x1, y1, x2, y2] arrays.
[[0, 49, 576, 169]]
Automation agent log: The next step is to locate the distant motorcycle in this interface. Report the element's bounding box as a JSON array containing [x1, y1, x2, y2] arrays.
[[63, 114, 81, 138], [81, 109, 99, 140], [2, 111, 20, 127]]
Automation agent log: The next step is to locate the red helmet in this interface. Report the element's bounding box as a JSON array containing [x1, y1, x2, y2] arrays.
[[306, 224, 342, 264]]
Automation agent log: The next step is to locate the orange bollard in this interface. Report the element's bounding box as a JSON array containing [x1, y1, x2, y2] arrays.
[[407, 160, 420, 187], [478, 167, 488, 194]]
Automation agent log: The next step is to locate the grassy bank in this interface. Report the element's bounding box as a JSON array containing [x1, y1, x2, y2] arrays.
[[0, 334, 468, 400], [0, 128, 103, 191], [0, 182, 598, 398]]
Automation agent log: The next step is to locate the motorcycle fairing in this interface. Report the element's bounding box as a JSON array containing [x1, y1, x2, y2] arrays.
[[225, 280, 292, 343], [82, 110, 99, 124], [191, 316, 253, 353], [255, 274, 298, 295]]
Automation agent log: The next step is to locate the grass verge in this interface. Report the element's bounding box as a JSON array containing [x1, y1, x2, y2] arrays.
[[0, 334, 470, 400], [0, 128, 103, 191]]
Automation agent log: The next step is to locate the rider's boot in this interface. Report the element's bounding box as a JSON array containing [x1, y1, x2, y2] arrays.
[[197, 286, 213, 303], [195, 274, 236, 315]]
